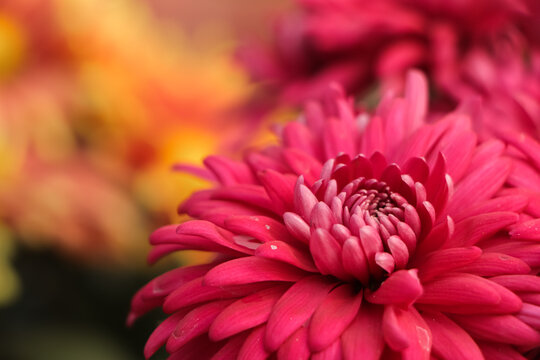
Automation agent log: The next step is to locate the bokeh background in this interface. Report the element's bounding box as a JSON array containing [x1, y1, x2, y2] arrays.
[[0, 0, 288, 358]]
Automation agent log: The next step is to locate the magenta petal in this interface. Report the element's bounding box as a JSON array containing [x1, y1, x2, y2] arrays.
[[209, 285, 288, 341], [404, 70, 427, 132], [387, 235, 410, 269], [448, 212, 519, 247], [454, 252, 531, 276], [416, 215, 454, 257], [204, 156, 255, 186], [277, 326, 310, 360], [238, 325, 269, 360], [258, 169, 296, 214], [490, 275, 540, 292], [310, 229, 348, 279], [310, 201, 336, 230], [144, 311, 185, 359], [163, 277, 270, 312], [224, 215, 295, 244], [341, 304, 384, 360], [211, 184, 273, 210], [477, 341, 529, 360], [283, 211, 311, 244], [311, 339, 342, 360], [451, 314, 540, 346], [393, 307, 432, 360], [176, 220, 254, 254], [308, 284, 363, 352], [416, 247, 482, 282], [166, 300, 233, 352], [382, 305, 410, 351], [204, 257, 307, 287], [418, 273, 501, 307], [365, 269, 423, 307], [509, 219, 540, 240], [295, 182, 319, 220], [423, 312, 484, 360], [425, 153, 450, 215], [342, 236, 370, 285], [283, 148, 323, 185], [265, 276, 335, 351], [210, 334, 245, 360], [256, 241, 318, 272], [402, 157, 429, 183], [452, 194, 529, 223], [446, 158, 512, 218]]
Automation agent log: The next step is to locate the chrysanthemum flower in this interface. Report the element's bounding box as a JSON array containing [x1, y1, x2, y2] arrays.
[[130, 72, 540, 359], [238, 0, 540, 111]]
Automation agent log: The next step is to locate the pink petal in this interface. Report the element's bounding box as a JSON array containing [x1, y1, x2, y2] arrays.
[[341, 304, 384, 360], [365, 269, 423, 307], [163, 277, 270, 312], [387, 235, 410, 269], [224, 215, 295, 244], [282, 121, 315, 155], [509, 219, 540, 240], [238, 325, 269, 360], [310, 229, 349, 279], [437, 131, 477, 183], [448, 212, 519, 247], [283, 211, 311, 244], [204, 257, 307, 287], [308, 284, 363, 352], [144, 311, 185, 359], [490, 275, 540, 292], [209, 285, 288, 341], [258, 169, 296, 214], [403, 157, 429, 183], [360, 115, 386, 156], [210, 334, 244, 360], [256, 241, 317, 272], [404, 70, 427, 133], [423, 312, 484, 360], [342, 236, 370, 285], [452, 194, 528, 223], [425, 153, 450, 216], [177, 221, 255, 254], [446, 158, 512, 218], [277, 326, 310, 360], [311, 339, 342, 360], [418, 273, 501, 307], [451, 314, 540, 346], [204, 156, 255, 186], [477, 341, 528, 360], [454, 252, 531, 276], [310, 202, 336, 230], [295, 182, 319, 220], [166, 300, 233, 352], [382, 306, 410, 351], [324, 118, 356, 159], [265, 276, 335, 351], [393, 307, 432, 360], [283, 148, 323, 185], [416, 246, 482, 282], [415, 215, 454, 257], [359, 225, 385, 275], [211, 184, 273, 210]]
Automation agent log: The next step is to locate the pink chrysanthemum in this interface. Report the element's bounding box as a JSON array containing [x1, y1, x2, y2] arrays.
[[130, 72, 540, 359], [238, 0, 540, 113]]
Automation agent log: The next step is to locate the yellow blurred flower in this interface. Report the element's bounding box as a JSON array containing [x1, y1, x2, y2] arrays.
[[0, 0, 258, 266]]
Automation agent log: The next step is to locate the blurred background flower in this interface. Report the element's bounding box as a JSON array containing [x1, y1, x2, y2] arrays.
[[239, 0, 540, 136], [0, 0, 288, 358]]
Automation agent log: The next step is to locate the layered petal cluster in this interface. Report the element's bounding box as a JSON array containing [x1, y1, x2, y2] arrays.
[[131, 71, 540, 359], [238, 0, 540, 133]]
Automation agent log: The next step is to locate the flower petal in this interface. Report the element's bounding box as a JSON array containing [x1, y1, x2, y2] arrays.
[[308, 284, 363, 352], [204, 257, 307, 287], [341, 304, 384, 360], [265, 276, 335, 351], [423, 312, 484, 360], [277, 326, 310, 360], [365, 269, 423, 307], [209, 285, 289, 341]]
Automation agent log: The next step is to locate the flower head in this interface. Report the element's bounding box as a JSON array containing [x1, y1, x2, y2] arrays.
[[130, 71, 540, 359], [238, 0, 540, 121]]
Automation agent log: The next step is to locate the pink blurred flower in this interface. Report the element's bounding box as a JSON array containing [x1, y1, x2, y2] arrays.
[[130, 72, 540, 359], [238, 0, 540, 118]]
